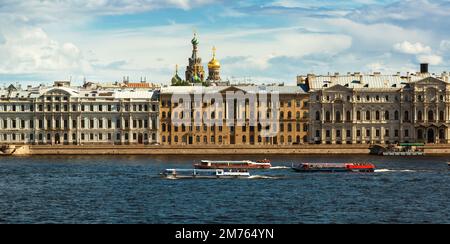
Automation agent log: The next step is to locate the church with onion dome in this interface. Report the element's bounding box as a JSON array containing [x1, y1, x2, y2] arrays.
[[171, 33, 228, 86]]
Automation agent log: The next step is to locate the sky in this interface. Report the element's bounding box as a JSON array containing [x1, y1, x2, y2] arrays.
[[0, 0, 450, 86]]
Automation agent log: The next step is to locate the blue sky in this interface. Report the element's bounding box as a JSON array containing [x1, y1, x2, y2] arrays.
[[0, 0, 450, 86]]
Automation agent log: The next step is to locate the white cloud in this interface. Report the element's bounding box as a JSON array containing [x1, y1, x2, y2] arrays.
[[417, 54, 443, 65], [393, 41, 432, 54], [0, 27, 91, 75], [0, 0, 220, 21], [440, 40, 450, 51]]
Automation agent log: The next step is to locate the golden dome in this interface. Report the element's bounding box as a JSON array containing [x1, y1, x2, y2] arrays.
[[208, 46, 221, 69]]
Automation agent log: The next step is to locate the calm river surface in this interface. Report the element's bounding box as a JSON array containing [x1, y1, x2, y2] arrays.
[[0, 155, 449, 223]]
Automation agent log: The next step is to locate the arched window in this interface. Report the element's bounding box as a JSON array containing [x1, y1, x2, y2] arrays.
[[336, 111, 341, 122], [385, 111, 390, 120], [326, 111, 331, 122], [366, 111, 371, 120], [162, 124, 166, 132], [357, 111, 361, 120], [394, 111, 399, 120], [418, 111, 423, 121], [287, 112, 292, 119], [280, 111, 284, 119], [404, 111, 409, 121], [417, 129, 423, 140], [242, 135, 246, 143], [296, 111, 300, 119], [315, 111, 320, 121], [174, 136, 178, 143], [440, 111, 445, 121], [376, 111, 380, 120], [346, 111, 351, 121], [428, 110, 434, 121]]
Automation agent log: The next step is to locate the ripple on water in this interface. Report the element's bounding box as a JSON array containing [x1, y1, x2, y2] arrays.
[[0, 155, 449, 223]]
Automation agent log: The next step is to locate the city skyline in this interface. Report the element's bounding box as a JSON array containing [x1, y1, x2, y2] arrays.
[[1, 0, 450, 86]]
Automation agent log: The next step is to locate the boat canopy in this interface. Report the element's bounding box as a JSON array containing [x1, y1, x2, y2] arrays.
[[164, 169, 222, 173], [200, 160, 252, 164]]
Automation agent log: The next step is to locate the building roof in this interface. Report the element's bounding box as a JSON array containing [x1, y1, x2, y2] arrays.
[[304, 72, 450, 91], [0, 84, 157, 100], [161, 85, 307, 95]]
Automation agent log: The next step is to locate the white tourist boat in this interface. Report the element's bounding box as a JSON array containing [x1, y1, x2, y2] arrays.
[[160, 168, 251, 179]]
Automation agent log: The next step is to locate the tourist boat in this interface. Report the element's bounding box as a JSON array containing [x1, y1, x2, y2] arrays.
[[160, 169, 251, 179], [382, 143, 424, 156], [292, 163, 375, 173], [193, 160, 272, 169]]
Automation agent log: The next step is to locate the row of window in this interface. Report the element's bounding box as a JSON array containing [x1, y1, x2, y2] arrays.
[[162, 111, 308, 120], [161, 123, 308, 133], [316, 128, 408, 138], [0, 104, 157, 112], [161, 135, 308, 144], [0, 119, 156, 130], [0, 133, 157, 142], [316, 110, 446, 122], [161, 100, 308, 108], [316, 94, 446, 102]]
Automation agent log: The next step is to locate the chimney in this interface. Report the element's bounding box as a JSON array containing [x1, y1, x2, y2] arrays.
[[420, 63, 429, 73]]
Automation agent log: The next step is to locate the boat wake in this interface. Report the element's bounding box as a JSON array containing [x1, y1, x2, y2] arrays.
[[270, 166, 290, 169], [248, 175, 281, 179], [375, 169, 416, 173]]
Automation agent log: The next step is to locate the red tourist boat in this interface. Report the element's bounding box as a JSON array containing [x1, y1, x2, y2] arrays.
[[292, 163, 375, 173], [194, 160, 272, 169]]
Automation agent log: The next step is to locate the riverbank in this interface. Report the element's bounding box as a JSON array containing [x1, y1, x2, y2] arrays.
[[3, 144, 450, 155]]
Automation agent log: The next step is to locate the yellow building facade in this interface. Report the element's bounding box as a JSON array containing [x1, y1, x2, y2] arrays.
[[159, 85, 309, 146]]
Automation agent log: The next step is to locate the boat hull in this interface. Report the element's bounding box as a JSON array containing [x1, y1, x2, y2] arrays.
[[292, 163, 375, 173], [292, 168, 374, 173], [383, 151, 424, 156], [163, 175, 250, 179], [194, 164, 271, 169]]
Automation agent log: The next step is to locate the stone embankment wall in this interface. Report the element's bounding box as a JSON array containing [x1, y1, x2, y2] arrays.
[[2, 144, 450, 155]]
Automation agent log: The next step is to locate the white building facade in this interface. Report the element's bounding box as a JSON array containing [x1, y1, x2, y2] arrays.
[[300, 65, 450, 145], [0, 82, 159, 145]]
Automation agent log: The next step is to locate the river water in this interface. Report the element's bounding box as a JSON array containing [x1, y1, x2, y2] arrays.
[[0, 155, 449, 223]]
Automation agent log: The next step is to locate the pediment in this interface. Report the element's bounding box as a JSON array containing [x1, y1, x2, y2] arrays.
[[412, 77, 447, 86], [40, 87, 78, 97]]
